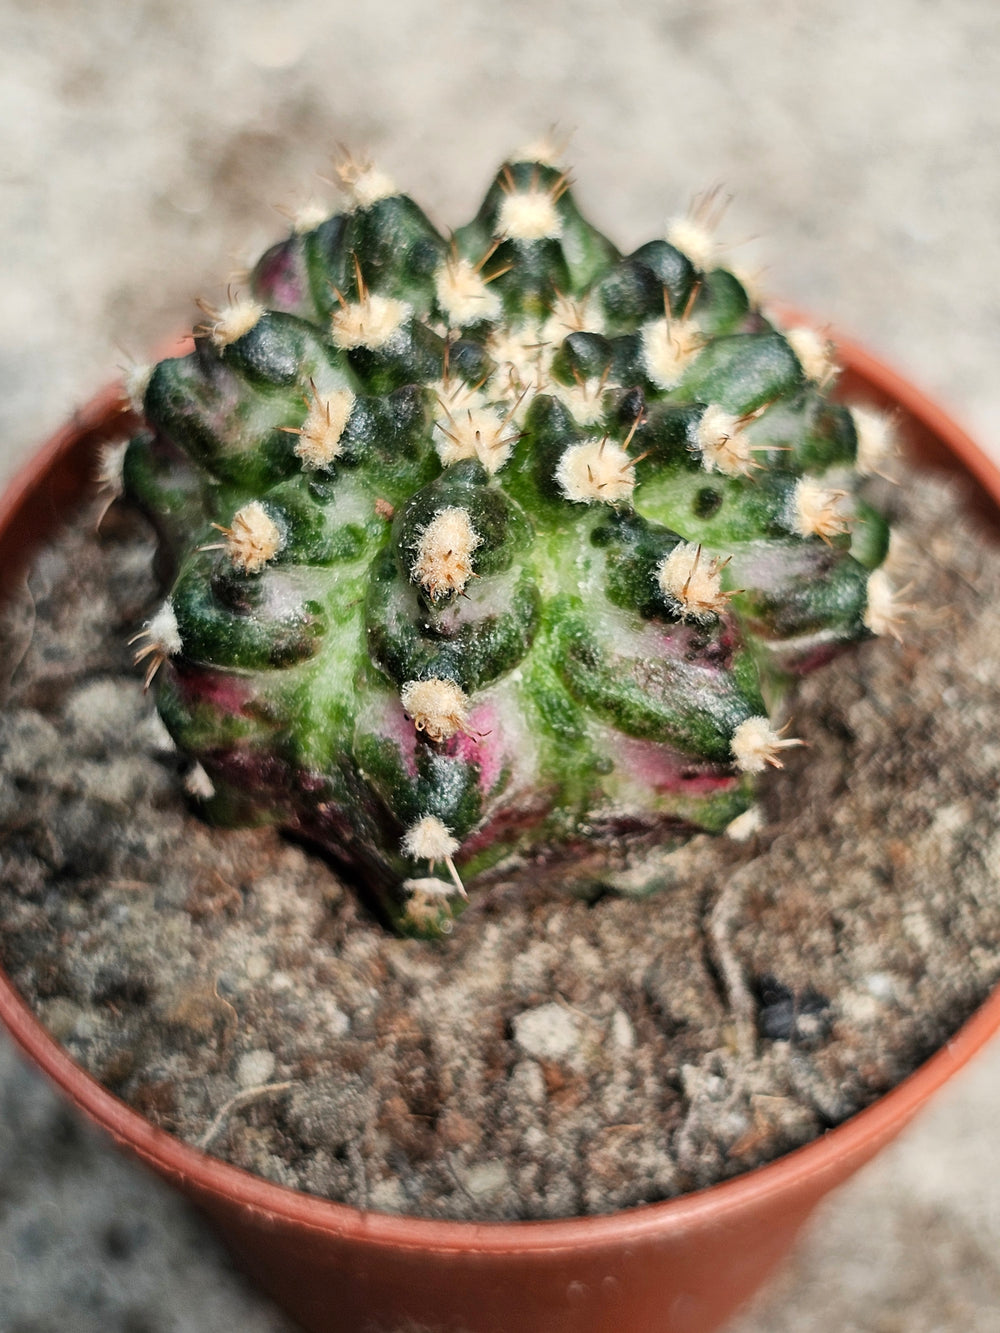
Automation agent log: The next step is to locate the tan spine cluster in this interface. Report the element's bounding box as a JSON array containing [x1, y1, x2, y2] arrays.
[[336, 156, 398, 209], [434, 255, 503, 327], [641, 317, 703, 390], [411, 507, 482, 599], [665, 216, 719, 271], [555, 438, 636, 505], [851, 406, 897, 477], [551, 375, 609, 426], [730, 717, 804, 774], [432, 401, 520, 475], [792, 478, 853, 541], [657, 543, 734, 621], [331, 292, 410, 351], [498, 188, 563, 241], [694, 404, 761, 478], [401, 815, 466, 897], [486, 323, 552, 402], [287, 387, 356, 469], [786, 326, 836, 385], [217, 502, 284, 573], [400, 678, 470, 742], [864, 569, 911, 641], [130, 600, 183, 690], [197, 295, 265, 350]]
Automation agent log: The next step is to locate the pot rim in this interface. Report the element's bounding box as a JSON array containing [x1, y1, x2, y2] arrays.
[[1, 331, 998, 1257]]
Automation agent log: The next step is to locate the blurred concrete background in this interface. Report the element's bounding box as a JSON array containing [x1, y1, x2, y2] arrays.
[[1, 1, 1000, 1328]]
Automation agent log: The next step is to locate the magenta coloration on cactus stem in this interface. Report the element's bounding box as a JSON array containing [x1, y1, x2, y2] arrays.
[[120, 151, 903, 936]]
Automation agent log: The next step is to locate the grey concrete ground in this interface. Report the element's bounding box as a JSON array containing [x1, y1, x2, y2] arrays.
[[2, 1, 1000, 1328]]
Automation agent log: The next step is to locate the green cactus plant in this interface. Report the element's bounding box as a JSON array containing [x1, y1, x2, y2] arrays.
[[117, 148, 904, 936]]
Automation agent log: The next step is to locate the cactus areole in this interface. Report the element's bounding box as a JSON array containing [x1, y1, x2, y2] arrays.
[[120, 151, 902, 936]]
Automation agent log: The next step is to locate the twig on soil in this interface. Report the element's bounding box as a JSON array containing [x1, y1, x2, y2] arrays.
[[212, 977, 240, 1039], [195, 1080, 294, 1150], [708, 877, 758, 1060], [443, 1152, 477, 1205]]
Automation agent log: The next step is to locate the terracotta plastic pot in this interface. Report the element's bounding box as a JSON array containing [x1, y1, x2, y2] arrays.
[[2, 339, 999, 1333]]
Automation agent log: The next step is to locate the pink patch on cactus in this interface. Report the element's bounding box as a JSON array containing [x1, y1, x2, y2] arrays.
[[254, 241, 306, 312], [457, 789, 553, 860], [172, 663, 258, 718], [790, 644, 843, 674], [450, 702, 504, 792], [617, 735, 738, 796]]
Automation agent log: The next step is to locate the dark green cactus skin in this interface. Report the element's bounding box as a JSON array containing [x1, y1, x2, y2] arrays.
[[124, 156, 892, 936]]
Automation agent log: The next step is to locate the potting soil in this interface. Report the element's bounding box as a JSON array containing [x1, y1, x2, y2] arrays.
[[1, 469, 999, 1221]]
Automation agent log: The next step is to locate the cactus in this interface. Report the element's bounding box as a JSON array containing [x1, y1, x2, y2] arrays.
[[118, 148, 902, 936]]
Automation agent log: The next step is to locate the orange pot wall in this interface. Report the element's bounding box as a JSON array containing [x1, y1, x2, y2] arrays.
[[2, 337, 999, 1333]]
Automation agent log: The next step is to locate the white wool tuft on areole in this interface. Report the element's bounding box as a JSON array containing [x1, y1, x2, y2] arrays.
[[640, 317, 703, 390], [433, 377, 489, 418], [205, 297, 265, 350], [183, 763, 216, 801], [541, 292, 605, 344], [851, 405, 897, 476], [665, 216, 718, 271], [130, 598, 183, 690], [550, 377, 609, 426], [694, 404, 756, 477], [555, 439, 635, 505], [402, 815, 460, 864], [729, 262, 766, 309], [331, 293, 410, 351], [290, 202, 330, 234], [144, 600, 183, 657], [498, 189, 563, 242], [730, 716, 803, 774], [786, 326, 836, 385], [123, 362, 153, 414], [434, 256, 502, 327], [864, 568, 908, 640], [402, 876, 461, 900], [96, 440, 129, 495], [725, 805, 763, 842], [487, 322, 551, 402], [338, 160, 398, 210], [515, 132, 567, 168], [400, 677, 470, 742], [656, 542, 732, 620], [411, 506, 482, 598], [432, 402, 518, 474], [224, 502, 284, 573], [792, 477, 853, 540], [293, 389, 356, 469]]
